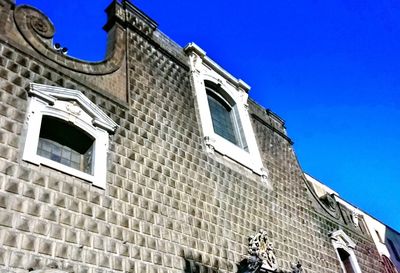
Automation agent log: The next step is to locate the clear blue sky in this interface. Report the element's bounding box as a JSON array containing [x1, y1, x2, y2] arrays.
[[17, 0, 400, 231]]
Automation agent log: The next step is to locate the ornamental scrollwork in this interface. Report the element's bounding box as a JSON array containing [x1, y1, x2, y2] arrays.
[[13, 4, 125, 75], [238, 229, 303, 273], [248, 229, 278, 272]]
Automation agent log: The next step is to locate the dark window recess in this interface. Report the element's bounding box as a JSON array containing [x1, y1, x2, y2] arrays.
[[337, 248, 356, 273], [37, 116, 94, 174]]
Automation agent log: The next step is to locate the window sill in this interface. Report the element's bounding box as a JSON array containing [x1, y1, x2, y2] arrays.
[[24, 153, 98, 186]]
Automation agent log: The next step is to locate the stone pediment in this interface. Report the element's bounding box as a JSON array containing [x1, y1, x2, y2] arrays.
[[29, 83, 118, 133]]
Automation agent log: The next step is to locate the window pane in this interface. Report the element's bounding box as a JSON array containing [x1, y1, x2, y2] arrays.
[[207, 92, 238, 145], [37, 116, 94, 174]]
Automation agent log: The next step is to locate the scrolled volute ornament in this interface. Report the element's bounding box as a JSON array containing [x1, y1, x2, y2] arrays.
[[13, 4, 125, 75]]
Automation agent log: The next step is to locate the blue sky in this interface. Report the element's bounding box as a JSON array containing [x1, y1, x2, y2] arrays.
[[17, 0, 400, 231]]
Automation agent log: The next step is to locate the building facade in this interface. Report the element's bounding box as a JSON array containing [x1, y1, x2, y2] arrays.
[[0, 0, 390, 272], [305, 174, 400, 273]]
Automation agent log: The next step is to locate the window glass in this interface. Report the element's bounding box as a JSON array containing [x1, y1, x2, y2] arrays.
[[37, 116, 94, 174], [207, 91, 238, 145]]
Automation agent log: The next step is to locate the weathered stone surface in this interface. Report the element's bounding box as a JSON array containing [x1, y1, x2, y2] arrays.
[[0, 0, 383, 273]]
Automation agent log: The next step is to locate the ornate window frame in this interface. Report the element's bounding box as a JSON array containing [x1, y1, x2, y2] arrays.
[[23, 83, 118, 189], [184, 43, 267, 181], [330, 230, 363, 273]]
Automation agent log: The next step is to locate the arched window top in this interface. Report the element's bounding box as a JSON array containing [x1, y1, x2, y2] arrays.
[[185, 43, 269, 183], [204, 80, 235, 106], [382, 255, 398, 273], [38, 116, 94, 174]]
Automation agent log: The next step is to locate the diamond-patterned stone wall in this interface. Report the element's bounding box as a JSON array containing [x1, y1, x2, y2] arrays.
[[0, 1, 382, 273]]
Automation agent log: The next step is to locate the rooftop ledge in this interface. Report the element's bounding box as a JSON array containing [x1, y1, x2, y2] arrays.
[[184, 42, 251, 92]]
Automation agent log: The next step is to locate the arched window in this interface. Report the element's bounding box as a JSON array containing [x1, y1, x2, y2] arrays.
[[382, 255, 398, 273], [37, 116, 94, 174], [23, 83, 118, 189], [185, 43, 268, 183], [330, 230, 362, 273], [205, 82, 247, 150]]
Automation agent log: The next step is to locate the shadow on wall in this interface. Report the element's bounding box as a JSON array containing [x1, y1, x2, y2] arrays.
[[183, 257, 220, 273]]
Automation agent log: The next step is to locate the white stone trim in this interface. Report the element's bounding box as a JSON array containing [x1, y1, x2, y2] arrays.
[[22, 83, 118, 189], [185, 43, 266, 179], [330, 230, 363, 273]]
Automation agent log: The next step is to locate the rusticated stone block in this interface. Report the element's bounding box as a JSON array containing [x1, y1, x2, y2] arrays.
[[0, 210, 13, 227], [65, 229, 77, 244], [58, 208, 72, 224], [142, 248, 152, 263], [24, 254, 43, 270], [87, 219, 99, 233], [0, 193, 9, 208], [153, 252, 162, 265], [62, 182, 74, 196], [54, 193, 67, 208], [16, 216, 31, 232], [42, 206, 58, 222], [26, 201, 41, 217], [38, 238, 54, 255], [99, 253, 111, 268], [21, 234, 36, 251], [107, 239, 118, 254], [119, 244, 129, 257], [75, 264, 89, 273], [84, 250, 97, 265], [99, 223, 111, 237], [33, 220, 49, 235], [75, 215, 86, 229], [55, 243, 69, 259], [32, 175, 46, 187], [95, 207, 106, 220], [131, 245, 141, 259], [69, 199, 80, 213], [93, 235, 104, 250], [3, 230, 19, 247], [38, 190, 52, 203], [76, 186, 88, 201], [107, 211, 118, 224], [48, 177, 61, 191], [70, 245, 83, 262], [102, 196, 112, 209], [9, 251, 24, 268], [90, 191, 101, 205], [82, 203, 93, 217], [79, 231, 92, 247], [16, 166, 31, 181], [22, 184, 36, 199], [0, 248, 7, 265], [4, 178, 19, 194], [113, 256, 123, 271], [112, 226, 123, 240], [50, 224, 64, 240]]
